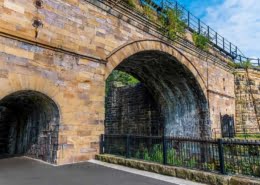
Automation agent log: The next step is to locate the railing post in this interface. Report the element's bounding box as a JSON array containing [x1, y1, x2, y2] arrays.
[[258, 58, 260, 66], [223, 38, 225, 50], [126, 134, 130, 158], [187, 11, 190, 27], [100, 134, 104, 154], [215, 32, 218, 45], [161, 0, 164, 9], [198, 19, 201, 34], [175, 1, 178, 17], [207, 26, 210, 39], [218, 139, 225, 174], [162, 135, 167, 165], [229, 42, 232, 55]]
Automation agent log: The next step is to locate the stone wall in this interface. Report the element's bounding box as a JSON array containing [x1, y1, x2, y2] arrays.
[[235, 69, 260, 133], [0, 0, 236, 164], [0, 35, 105, 164], [105, 83, 163, 136]]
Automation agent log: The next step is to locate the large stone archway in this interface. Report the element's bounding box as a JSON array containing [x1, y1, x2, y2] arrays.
[[106, 40, 207, 96], [105, 40, 210, 137]]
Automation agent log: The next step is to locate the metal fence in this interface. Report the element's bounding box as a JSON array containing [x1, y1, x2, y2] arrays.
[[140, 0, 260, 66], [105, 0, 259, 67], [101, 134, 260, 177]]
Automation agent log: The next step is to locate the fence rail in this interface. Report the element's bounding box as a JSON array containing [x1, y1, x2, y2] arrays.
[[102, 0, 260, 67], [101, 134, 260, 177], [141, 0, 260, 66]]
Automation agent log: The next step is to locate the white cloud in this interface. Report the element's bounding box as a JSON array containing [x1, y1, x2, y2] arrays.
[[204, 0, 260, 57]]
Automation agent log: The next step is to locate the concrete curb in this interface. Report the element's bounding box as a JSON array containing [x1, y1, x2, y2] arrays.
[[96, 154, 260, 185]]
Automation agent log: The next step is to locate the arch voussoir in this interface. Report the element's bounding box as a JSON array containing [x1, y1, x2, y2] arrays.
[[106, 40, 207, 98]]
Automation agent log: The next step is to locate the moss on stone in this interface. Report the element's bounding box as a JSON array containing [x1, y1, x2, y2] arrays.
[[96, 154, 260, 185]]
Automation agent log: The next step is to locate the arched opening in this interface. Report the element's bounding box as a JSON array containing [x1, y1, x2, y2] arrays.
[[105, 50, 210, 137], [0, 91, 59, 163]]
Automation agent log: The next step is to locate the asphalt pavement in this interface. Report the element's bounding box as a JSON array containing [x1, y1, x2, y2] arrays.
[[0, 157, 177, 185]]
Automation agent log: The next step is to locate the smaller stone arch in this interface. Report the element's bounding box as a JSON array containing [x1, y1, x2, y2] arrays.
[[0, 90, 60, 164]]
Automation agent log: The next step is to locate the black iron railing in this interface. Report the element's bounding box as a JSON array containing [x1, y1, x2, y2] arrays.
[[141, 0, 259, 66], [100, 134, 260, 177], [100, 0, 259, 67]]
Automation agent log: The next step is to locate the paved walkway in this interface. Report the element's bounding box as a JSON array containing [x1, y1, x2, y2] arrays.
[[0, 157, 203, 185]]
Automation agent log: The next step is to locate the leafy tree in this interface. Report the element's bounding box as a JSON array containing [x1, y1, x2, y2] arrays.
[[106, 70, 139, 94]]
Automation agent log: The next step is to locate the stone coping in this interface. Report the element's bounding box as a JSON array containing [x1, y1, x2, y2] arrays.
[[96, 154, 260, 185]]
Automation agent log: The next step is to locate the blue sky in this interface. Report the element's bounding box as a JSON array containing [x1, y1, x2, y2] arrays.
[[176, 0, 260, 57]]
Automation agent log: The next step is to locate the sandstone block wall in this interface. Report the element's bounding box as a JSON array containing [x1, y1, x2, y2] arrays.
[[0, 0, 237, 163], [235, 69, 260, 133], [105, 83, 163, 136], [0, 36, 105, 164]]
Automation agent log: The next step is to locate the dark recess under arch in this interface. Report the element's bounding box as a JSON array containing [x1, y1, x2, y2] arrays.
[[0, 91, 59, 163], [105, 50, 210, 137]]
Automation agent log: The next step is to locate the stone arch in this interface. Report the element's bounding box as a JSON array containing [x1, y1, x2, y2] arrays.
[[0, 73, 61, 111], [0, 74, 63, 163], [0, 90, 60, 163], [105, 40, 207, 98], [105, 40, 210, 137]]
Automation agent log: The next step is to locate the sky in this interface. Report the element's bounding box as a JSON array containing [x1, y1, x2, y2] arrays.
[[176, 0, 260, 58]]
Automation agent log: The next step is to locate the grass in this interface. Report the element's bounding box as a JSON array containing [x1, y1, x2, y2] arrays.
[[131, 143, 260, 177]]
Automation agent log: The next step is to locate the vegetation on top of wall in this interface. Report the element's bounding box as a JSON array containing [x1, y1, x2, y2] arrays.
[[123, 0, 187, 41], [125, 0, 136, 8], [159, 8, 186, 40], [192, 33, 210, 51], [123, 1, 223, 52], [106, 70, 140, 94], [240, 60, 253, 69], [227, 60, 253, 69], [143, 5, 156, 21]]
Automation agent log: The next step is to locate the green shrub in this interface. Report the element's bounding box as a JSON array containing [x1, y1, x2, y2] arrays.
[[143, 5, 156, 21], [192, 33, 209, 51], [125, 0, 136, 8], [229, 60, 253, 69], [105, 70, 139, 94], [159, 8, 186, 40], [241, 60, 252, 69], [227, 60, 241, 68]]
